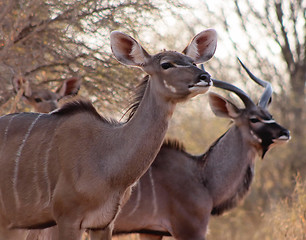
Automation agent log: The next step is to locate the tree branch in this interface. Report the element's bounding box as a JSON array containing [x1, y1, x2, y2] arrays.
[[275, 1, 295, 71]]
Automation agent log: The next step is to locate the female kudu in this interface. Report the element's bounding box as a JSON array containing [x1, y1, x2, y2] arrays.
[[0, 29, 217, 240], [110, 60, 290, 240], [13, 77, 81, 113]]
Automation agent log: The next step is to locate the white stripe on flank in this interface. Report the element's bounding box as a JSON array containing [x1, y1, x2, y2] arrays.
[[43, 137, 54, 206], [149, 167, 158, 216], [32, 120, 55, 206], [33, 157, 41, 204], [0, 114, 18, 156], [0, 115, 18, 213], [13, 114, 42, 207], [127, 181, 141, 217]]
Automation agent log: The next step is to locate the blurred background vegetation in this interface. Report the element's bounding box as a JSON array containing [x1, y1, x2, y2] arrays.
[[0, 0, 305, 239]]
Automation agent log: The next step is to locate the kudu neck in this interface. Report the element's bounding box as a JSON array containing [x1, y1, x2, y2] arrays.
[[117, 78, 176, 186], [127, 78, 176, 124], [201, 126, 259, 174], [196, 125, 258, 212]]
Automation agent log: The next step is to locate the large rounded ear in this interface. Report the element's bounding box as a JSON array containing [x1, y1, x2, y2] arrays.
[[56, 77, 81, 97], [208, 92, 240, 119], [110, 31, 151, 66], [12, 77, 32, 97], [182, 29, 217, 64]]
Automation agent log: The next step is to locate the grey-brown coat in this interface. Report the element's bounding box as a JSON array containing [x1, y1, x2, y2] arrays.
[[0, 29, 217, 240]]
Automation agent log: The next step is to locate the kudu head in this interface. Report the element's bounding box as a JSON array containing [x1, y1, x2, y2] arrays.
[[12, 77, 81, 113], [209, 59, 290, 157], [110, 29, 217, 102]]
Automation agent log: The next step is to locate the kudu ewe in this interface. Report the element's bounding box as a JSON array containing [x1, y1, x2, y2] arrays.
[[0, 29, 217, 240], [108, 60, 289, 240], [13, 77, 81, 113]]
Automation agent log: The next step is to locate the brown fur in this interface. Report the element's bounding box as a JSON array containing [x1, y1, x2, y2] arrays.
[[0, 29, 217, 240]]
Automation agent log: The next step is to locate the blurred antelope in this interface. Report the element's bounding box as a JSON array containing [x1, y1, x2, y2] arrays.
[[109, 60, 290, 240], [13, 77, 81, 113], [0, 29, 217, 240]]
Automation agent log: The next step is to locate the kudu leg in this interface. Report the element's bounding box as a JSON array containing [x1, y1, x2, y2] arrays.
[[56, 224, 83, 240]]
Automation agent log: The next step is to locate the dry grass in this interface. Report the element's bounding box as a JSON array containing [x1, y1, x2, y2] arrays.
[[113, 235, 139, 240], [260, 176, 306, 240]]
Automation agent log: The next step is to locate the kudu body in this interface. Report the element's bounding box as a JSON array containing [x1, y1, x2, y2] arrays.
[[13, 77, 81, 113], [0, 30, 217, 240], [109, 61, 290, 240]]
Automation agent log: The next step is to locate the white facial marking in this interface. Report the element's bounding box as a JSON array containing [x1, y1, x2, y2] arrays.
[[272, 135, 290, 143], [278, 135, 290, 140], [149, 167, 158, 216], [188, 84, 211, 96], [173, 63, 189, 68], [192, 81, 212, 88], [160, 60, 190, 68], [13, 114, 42, 207], [163, 80, 177, 93], [261, 119, 276, 124], [127, 181, 141, 217], [250, 130, 262, 143]]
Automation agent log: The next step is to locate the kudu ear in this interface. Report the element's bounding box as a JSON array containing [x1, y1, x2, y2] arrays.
[[208, 92, 240, 119], [182, 29, 217, 64], [110, 31, 151, 67], [12, 77, 32, 97], [56, 77, 81, 97]]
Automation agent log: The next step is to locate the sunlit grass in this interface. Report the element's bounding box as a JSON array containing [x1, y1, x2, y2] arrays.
[[113, 235, 139, 240], [260, 175, 306, 240], [205, 175, 306, 240], [82, 233, 140, 240]]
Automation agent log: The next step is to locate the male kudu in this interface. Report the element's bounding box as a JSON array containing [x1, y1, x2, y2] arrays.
[[0, 29, 217, 240], [13, 77, 81, 113], [109, 60, 290, 240]]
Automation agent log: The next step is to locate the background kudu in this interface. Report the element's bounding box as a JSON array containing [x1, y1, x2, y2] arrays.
[[12, 77, 81, 113], [109, 60, 290, 240], [0, 29, 217, 240]]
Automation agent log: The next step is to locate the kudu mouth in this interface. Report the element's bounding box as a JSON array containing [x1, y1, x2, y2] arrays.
[[188, 73, 212, 90], [272, 131, 291, 144]]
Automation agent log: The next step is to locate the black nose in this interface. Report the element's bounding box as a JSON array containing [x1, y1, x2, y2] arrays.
[[280, 129, 290, 138], [199, 73, 211, 83]]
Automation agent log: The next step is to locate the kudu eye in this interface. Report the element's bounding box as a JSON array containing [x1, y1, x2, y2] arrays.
[[34, 98, 42, 103], [250, 117, 260, 123], [161, 62, 174, 70]]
